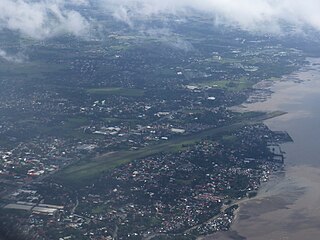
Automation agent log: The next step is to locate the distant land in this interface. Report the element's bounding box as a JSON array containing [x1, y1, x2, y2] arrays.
[[0, 6, 319, 240]]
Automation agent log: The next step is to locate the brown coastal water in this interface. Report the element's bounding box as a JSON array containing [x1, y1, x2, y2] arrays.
[[206, 58, 320, 240]]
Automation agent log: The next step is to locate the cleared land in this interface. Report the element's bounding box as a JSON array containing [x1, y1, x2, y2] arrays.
[[56, 111, 286, 186], [191, 78, 253, 92], [87, 88, 145, 97]]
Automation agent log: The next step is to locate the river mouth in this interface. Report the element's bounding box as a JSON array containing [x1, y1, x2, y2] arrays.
[[206, 58, 320, 240]]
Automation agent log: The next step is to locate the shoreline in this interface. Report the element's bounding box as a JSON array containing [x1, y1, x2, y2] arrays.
[[204, 57, 320, 240]]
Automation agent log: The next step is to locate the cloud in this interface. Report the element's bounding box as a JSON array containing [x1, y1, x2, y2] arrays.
[[101, 0, 320, 34], [0, 0, 90, 39], [0, 49, 27, 63], [1, 0, 320, 40]]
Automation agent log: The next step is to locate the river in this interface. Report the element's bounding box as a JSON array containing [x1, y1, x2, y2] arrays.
[[206, 58, 320, 240]]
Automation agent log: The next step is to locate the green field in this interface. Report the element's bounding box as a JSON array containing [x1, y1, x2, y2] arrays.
[[30, 116, 90, 139], [55, 111, 286, 186], [0, 60, 66, 80], [192, 78, 254, 91], [87, 87, 145, 97]]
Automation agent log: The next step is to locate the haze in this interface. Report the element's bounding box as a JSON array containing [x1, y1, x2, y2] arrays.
[[1, 0, 320, 39]]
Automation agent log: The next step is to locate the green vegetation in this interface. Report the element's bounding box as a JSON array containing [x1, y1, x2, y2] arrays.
[[29, 116, 90, 139], [0, 60, 66, 80], [222, 135, 237, 143], [191, 77, 254, 91], [91, 205, 108, 214], [56, 111, 285, 186], [87, 88, 145, 97]]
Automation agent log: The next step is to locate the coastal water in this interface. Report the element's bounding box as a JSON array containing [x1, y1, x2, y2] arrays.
[[207, 58, 320, 240]]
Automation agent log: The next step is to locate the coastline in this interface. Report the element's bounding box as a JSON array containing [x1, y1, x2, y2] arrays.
[[204, 57, 320, 240]]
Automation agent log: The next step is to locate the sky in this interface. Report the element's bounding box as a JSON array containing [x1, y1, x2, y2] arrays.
[[1, 0, 320, 39]]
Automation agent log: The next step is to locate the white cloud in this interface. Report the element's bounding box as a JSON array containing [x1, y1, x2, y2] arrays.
[[0, 0, 90, 39], [1, 0, 320, 40], [0, 49, 27, 63], [101, 0, 320, 34]]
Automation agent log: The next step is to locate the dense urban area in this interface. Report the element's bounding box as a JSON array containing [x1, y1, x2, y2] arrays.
[[0, 8, 315, 240]]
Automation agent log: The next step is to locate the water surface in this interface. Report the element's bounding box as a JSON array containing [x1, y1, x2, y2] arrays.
[[207, 58, 320, 240]]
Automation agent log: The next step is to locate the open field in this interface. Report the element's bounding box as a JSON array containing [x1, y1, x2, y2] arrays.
[[0, 60, 66, 80], [191, 77, 254, 91], [56, 111, 286, 186], [87, 87, 145, 97]]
